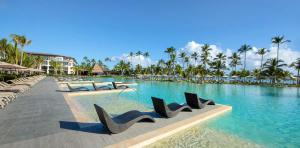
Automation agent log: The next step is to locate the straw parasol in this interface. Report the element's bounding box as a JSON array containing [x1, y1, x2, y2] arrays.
[[0, 61, 27, 70], [92, 64, 104, 75]]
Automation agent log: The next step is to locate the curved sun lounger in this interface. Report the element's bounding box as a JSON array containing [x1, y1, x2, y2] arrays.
[[94, 104, 155, 134], [92, 82, 112, 90], [184, 92, 215, 109], [151, 97, 192, 118], [66, 83, 90, 92], [112, 82, 129, 89]]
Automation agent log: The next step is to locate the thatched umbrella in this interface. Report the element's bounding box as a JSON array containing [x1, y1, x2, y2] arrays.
[[0, 61, 27, 70], [92, 64, 104, 75]]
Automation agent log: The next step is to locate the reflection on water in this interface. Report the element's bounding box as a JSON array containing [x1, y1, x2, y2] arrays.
[[146, 124, 263, 148], [73, 77, 300, 147]]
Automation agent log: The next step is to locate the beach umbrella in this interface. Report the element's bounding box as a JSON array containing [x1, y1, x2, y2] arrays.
[[0, 61, 27, 70]]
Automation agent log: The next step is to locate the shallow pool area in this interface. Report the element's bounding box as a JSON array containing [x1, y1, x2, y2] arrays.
[[71, 77, 300, 147]]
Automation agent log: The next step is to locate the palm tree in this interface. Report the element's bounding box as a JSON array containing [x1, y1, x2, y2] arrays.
[[0, 38, 9, 60], [164, 47, 176, 74], [290, 58, 300, 84], [262, 58, 287, 84], [34, 56, 44, 69], [105, 57, 111, 62], [200, 44, 212, 71], [114, 60, 130, 76], [238, 44, 252, 70], [10, 34, 22, 64], [10, 34, 31, 65], [91, 58, 96, 67], [178, 51, 186, 69], [143, 52, 150, 66], [256, 48, 269, 70], [97, 60, 108, 71], [191, 52, 199, 66], [228, 52, 241, 72], [128, 52, 135, 65], [136, 51, 143, 66], [211, 53, 227, 82], [50, 60, 62, 75], [184, 56, 190, 68], [157, 59, 166, 74], [18, 36, 31, 66], [73, 65, 82, 76], [272, 35, 291, 63]]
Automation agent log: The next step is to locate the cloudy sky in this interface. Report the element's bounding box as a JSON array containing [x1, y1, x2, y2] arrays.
[[0, 0, 299, 71]]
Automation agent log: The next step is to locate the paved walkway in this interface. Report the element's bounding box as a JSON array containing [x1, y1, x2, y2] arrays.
[[0, 77, 76, 147], [0, 77, 225, 148]]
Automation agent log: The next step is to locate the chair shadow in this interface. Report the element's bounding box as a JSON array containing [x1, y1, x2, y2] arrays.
[[56, 90, 71, 92], [59, 121, 111, 134], [60, 111, 163, 134]]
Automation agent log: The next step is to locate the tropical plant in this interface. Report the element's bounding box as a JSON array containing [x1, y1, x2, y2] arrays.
[[114, 60, 131, 75], [0, 38, 9, 60], [200, 44, 212, 71], [272, 35, 291, 62], [238, 44, 252, 70], [184, 56, 190, 68], [210, 53, 227, 82], [136, 51, 143, 66], [178, 51, 186, 69], [34, 56, 44, 69], [143, 52, 150, 67], [10, 34, 31, 65], [50, 60, 62, 75], [228, 52, 241, 72], [164, 47, 176, 75], [105, 57, 111, 62], [262, 58, 287, 84], [256, 48, 269, 69], [128, 52, 135, 65], [290, 58, 300, 84], [73, 65, 82, 76], [191, 52, 199, 66]]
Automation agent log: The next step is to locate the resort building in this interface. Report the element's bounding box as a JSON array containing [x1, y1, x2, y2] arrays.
[[26, 52, 76, 75]]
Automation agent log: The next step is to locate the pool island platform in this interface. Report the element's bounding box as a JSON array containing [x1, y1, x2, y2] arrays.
[[0, 77, 231, 148]]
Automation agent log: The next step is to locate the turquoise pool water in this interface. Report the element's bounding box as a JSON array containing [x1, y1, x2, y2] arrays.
[[74, 77, 300, 147]]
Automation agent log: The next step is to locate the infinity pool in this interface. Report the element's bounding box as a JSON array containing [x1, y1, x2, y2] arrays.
[[73, 77, 300, 148]]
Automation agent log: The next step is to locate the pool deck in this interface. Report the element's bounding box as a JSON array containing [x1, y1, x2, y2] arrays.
[[0, 77, 231, 148]]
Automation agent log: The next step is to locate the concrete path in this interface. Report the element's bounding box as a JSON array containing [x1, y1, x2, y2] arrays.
[[0, 77, 76, 147]]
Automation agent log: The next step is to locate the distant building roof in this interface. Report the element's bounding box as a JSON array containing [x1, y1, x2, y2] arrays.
[[25, 51, 74, 59], [92, 64, 104, 74]]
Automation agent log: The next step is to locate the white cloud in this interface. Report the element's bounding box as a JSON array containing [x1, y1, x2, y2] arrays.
[[109, 41, 299, 74], [180, 41, 224, 65], [243, 45, 300, 72], [110, 53, 154, 67], [181, 41, 300, 74]]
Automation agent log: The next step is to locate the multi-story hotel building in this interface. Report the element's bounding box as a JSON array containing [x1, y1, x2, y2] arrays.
[[26, 52, 76, 75]]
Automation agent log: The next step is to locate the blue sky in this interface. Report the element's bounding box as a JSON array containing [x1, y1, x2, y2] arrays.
[[0, 0, 299, 68]]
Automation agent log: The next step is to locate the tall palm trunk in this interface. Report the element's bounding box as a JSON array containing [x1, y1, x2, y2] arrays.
[[244, 52, 246, 70], [297, 70, 299, 85], [14, 42, 18, 64], [260, 55, 264, 69], [259, 55, 264, 83], [20, 48, 23, 66], [276, 44, 279, 63]]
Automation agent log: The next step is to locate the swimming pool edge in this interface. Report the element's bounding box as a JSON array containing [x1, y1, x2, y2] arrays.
[[107, 104, 232, 148]]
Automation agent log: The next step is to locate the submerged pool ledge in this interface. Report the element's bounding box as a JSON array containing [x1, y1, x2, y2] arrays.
[[107, 105, 232, 148], [67, 88, 136, 97]]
